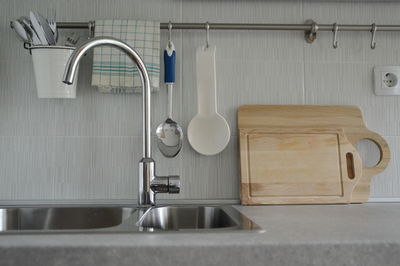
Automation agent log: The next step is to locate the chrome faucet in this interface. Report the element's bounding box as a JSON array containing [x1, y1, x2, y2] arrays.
[[62, 37, 180, 206]]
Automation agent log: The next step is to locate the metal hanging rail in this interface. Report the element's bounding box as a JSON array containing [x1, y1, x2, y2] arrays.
[[13, 20, 400, 49], [53, 20, 400, 49], [57, 21, 400, 31]]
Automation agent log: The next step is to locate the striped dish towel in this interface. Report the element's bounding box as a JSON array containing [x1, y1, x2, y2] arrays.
[[92, 20, 160, 93]]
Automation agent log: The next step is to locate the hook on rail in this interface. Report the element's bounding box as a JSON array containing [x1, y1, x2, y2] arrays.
[[371, 23, 377, 49], [205, 21, 210, 48], [88, 21, 95, 38], [332, 23, 339, 49], [168, 21, 173, 48]]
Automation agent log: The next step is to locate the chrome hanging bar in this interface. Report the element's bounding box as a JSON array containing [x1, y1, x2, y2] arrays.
[[12, 20, 400, 47], [55, 21, 400, 31]]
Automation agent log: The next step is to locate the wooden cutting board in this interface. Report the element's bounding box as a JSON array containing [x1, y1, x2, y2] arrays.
[[238, 105, 390, 205]]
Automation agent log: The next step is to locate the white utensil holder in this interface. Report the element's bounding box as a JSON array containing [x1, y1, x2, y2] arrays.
[[30, 46, 78, 99]]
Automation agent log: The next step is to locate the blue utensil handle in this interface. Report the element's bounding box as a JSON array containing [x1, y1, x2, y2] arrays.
[[164, 49, 176, 84]]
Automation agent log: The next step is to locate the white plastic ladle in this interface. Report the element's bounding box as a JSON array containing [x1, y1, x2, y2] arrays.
[[187, 45, 230, 156]]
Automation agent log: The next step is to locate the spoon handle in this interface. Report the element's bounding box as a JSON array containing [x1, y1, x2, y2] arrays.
[[196, 45, 217, 116], [164, 42, 176, 119], [164, 43, 176, 84], [167, 84, 173, 119]]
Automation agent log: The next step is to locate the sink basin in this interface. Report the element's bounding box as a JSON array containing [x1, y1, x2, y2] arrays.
[[137, 205, 261, 231], [0, 205, 262, 233], [0, 207, 135, 231]]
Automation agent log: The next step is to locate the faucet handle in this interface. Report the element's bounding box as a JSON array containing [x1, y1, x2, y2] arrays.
[[168, 175, 180, 194], [151, 175, 180, 194]]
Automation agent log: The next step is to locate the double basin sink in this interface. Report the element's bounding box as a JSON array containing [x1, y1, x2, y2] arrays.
[[0, 205, 262, 233]]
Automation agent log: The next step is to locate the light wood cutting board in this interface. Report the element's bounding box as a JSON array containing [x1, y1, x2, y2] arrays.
[[238, 105, 390, 205]]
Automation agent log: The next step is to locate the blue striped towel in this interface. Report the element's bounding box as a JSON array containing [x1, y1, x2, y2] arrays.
[[92, 19, 160, 93]]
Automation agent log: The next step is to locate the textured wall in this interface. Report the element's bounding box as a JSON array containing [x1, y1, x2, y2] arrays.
[[0, 0, 399, 203]]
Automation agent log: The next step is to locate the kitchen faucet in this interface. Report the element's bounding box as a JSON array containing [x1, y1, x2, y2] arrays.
[[62, 37, 180, 206]]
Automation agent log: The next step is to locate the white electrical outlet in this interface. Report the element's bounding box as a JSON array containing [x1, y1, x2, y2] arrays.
[[374, 66, 400, 95]]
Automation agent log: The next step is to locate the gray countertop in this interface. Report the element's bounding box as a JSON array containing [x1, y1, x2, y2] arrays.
[[1, 203, 400, 266]]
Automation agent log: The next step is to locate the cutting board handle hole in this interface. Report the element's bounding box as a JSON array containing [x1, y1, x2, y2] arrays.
[[346, 152, 356, 180], [355, 139, 381, 168]]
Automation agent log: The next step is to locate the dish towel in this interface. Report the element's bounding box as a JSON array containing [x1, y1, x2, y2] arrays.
[[92, 19, 160, 93]]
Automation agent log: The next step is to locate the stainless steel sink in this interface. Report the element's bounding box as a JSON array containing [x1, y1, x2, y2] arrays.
[[0, 207, 135, 231], [137, 205, 261, 231], [0, 205, 262, 233]]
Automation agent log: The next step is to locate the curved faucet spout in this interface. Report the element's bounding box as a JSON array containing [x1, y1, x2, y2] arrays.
[[62, 36, 151, 159], [61, 36, 181, 206]]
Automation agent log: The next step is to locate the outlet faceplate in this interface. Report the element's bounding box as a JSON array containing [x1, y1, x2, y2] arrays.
[[374, 66, 400, 95]]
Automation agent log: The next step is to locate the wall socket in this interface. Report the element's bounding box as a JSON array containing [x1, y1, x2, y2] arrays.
[[374, 66, 400, 95]]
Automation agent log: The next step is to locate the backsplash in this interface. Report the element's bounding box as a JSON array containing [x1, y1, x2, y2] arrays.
[[0, 0, 399, 203]]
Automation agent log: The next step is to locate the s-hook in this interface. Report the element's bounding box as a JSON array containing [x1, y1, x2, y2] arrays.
[[304, 19, 318, 43], [371, 23, 377, 49], [88, 21, 95, 38], [332, 23, 339, 49], [205, 21, 210, 48], [168, 21, 173, 48]]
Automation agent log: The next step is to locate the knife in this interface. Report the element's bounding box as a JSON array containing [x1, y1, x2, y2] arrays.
[[34, 11, 56, 45], [29, 11, 48, 45]]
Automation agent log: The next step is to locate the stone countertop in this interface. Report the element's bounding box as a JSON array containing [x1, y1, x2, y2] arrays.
[[1, 203, 400, 266]]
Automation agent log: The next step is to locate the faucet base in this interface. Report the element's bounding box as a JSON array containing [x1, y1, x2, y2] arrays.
[[138, 158, 156, 206], [138, 159, 180, 206]]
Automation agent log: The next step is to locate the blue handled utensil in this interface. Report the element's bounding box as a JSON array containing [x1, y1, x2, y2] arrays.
[[164, 42, 176, 84], [156, 26, 183, 158]]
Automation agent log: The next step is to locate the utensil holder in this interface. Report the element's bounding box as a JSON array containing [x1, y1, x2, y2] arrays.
[[30, 46, 78, 99]]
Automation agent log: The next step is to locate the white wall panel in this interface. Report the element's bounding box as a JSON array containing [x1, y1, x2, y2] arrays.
[[0, 0, 399, 202]]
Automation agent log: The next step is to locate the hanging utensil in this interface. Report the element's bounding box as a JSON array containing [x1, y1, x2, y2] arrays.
[[156, 22, 183, 158], [188, 24, 230, 155]]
